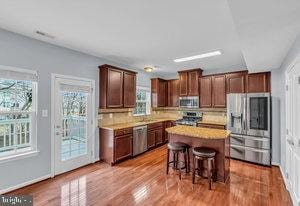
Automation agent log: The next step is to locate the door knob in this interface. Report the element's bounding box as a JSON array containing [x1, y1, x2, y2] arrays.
[[287, 139, 294, 146]]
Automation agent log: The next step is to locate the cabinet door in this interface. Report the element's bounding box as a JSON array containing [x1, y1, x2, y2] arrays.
[[155, 128, 163, 146], [147, 130, 156, 149], [246, 72, 271, 93], [168, 79, 179, 107], [179, 72, 188, 96], [226, 72, 246, 93], [123, 72, 136, 108], [212, 75, 226, 107], [107, 68, 123, 108], [158, 80, 166, 107], [114, 134, 132, 162], [188, 71, 199, 96], [200, 77, 212, 107]]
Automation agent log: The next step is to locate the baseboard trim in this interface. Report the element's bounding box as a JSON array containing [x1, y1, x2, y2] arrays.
[[0, 174, 51, 194]]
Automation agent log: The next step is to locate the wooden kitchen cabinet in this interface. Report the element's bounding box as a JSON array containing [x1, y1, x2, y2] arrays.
[[178, 69, 202, 96], [106, 68, 123, 108], [212, 75, 226, 107], [167, 79, 179, 107], [246, 72, 271, 93], [200, 76, 212, 107], [164, 121, 175, 143], [179, 72, 188, 96], [188, 70, 201, 96], [100, 127, 133, 165], [155, 128, 164, 146], [151, 78, 167, 107], [148, 122, 164, 149], [226, 71, 247, 93], [114, 134, 133, 162], [147, 130, 156, 149], [99, 64, 137, 109], [123, 72, 136, 108]]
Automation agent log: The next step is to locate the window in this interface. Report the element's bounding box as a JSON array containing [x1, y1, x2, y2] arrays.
[[133, 86, 151, 116], [0, 67, 37, 159]]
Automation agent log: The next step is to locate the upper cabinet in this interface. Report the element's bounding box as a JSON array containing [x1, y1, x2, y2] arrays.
[[200, 76, 212, 107], [226, 71, 247, 93], [123, 72, 136, 107], [200, 75, 226, 108], [99, 64, 137, 109], [151, 78, 167, 107], [246, 72, 271, 93], [167, 79, 179, 107], [178, 69, 202, 96], [212, 75, 226, 107]]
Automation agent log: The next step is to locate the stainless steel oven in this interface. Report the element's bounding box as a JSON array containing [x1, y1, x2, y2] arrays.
[[227, 93, 271, 165], [179, 96, 199, 108]]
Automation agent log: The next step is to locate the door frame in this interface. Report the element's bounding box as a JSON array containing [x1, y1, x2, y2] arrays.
[[50, 73, 96, 177]]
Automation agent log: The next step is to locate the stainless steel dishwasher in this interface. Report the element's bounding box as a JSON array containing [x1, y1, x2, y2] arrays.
[[133, 125, 148, 156]]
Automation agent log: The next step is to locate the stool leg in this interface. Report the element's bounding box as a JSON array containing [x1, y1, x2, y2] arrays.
[[184, 151, 188, 173], [197, 159, 201, 176], [212, 157, 216, 182], [173, 153, 176, 169], [192, 155, 196, 184], [166, 149, 170, 174], [198, 160, 203, 177], [187, 148, 190, 173], [177, 153, 181, 180], [208, 158, 212, 190]]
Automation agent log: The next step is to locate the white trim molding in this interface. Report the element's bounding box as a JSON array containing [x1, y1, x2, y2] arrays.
[[0, 174, 51, 194]]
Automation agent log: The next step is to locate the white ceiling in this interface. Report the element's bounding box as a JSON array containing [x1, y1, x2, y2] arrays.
[[227, 0, 300, 72], [0, 0, 299, 76]]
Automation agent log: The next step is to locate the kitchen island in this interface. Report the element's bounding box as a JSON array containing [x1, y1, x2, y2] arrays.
[[166, 125, 231, 183]]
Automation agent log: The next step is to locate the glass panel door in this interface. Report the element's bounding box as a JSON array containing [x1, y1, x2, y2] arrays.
[[249, 97, 268, 130], [246, 93, 270, 138], [61, 91, 88, 161], [53, 76, 93, 175]]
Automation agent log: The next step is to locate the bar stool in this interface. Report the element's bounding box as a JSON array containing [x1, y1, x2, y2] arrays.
[[192, 147, 216, 190], [166, 142, 190, 180]]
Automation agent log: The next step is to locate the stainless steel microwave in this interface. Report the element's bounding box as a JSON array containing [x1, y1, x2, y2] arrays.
[[179, 96, 199, 108]]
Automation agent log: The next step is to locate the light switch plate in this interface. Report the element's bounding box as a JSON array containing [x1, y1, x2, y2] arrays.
[[42, 110, 48, 117]]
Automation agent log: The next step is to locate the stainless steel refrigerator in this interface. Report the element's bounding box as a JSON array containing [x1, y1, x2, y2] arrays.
[[227, 93, 271, 165]]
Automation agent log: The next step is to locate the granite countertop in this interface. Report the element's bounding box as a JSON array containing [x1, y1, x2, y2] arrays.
[[197, 120, 227, 126], [165, 125, 231, 139], [99, 118, 177, 130]]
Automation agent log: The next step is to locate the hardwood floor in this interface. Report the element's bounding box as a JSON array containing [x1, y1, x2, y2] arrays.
[[9, 145, 292, 206]]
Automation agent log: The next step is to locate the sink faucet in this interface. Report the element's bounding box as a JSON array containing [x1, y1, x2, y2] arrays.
[[142, 113, 147, 121]]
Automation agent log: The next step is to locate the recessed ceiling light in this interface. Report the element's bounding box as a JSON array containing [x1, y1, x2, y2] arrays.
[[144, 67, 153, 73], [174, 50, 222, 63], [35, 30, 55, 39]]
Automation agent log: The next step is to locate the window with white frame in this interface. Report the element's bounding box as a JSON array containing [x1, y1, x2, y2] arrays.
[[133, 86, 151, 116], [0, 67, 38, 158]]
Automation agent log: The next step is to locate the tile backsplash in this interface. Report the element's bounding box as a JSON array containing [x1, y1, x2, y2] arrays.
[[99, 108, 226, 127]]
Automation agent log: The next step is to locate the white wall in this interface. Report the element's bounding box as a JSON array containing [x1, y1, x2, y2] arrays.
[[0, 28, 156, 192]]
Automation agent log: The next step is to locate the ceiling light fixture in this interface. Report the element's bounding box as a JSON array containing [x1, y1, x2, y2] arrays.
[[174, 50, 222, 63], [144, 67, 153, 73]]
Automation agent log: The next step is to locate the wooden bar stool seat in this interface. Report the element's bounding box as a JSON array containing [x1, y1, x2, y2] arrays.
[[192, 147, 216, 190], [166, 142, 190, 180]]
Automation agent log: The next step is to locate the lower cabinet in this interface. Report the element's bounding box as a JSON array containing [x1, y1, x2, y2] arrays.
[[155, 128, 163, 145], [100, 127, 133, 165], [164, 121, 175, 143], [147, 130, 156, 149], [147, 127, 164, 149], [114, 134, 132, 162]]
